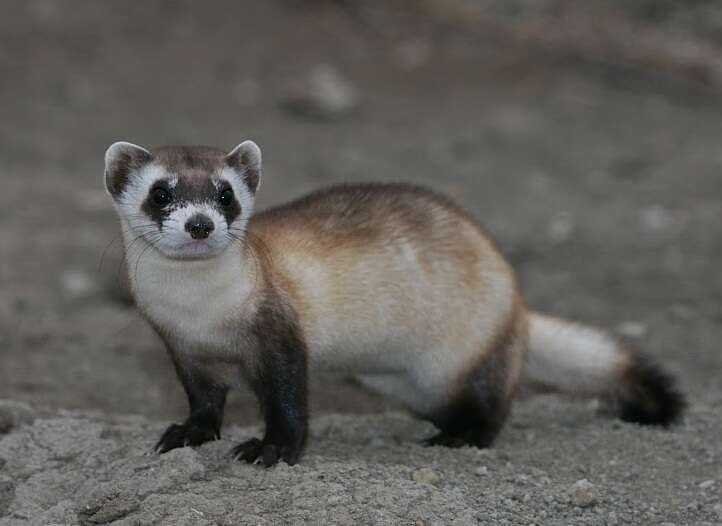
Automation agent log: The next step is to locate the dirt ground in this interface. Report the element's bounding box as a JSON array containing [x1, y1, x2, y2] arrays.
[[0, 1, 721, 524]]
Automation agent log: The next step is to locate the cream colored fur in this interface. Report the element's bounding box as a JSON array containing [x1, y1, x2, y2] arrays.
[[525, 313, 630, 396]]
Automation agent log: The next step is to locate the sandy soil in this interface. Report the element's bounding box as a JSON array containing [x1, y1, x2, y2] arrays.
[[0, 1, 721, 524]]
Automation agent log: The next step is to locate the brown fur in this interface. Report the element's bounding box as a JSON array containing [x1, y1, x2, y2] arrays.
[[248, 183, 515, 350], [105, 146, 152, 196], [151, 145, 228, 177]]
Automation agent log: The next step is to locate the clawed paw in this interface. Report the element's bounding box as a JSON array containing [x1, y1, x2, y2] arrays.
[[155, 422, 220, 454], [231, 437, 301, 467]]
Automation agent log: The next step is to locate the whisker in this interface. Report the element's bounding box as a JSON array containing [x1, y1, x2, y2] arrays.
[[119, 231, 162, 286], [98, 235, 122, 273], [132, 233, 163, 286], [224, 228, 273, 293]]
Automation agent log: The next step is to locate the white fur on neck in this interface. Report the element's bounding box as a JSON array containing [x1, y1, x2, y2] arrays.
[[124, 229, 258, 356]]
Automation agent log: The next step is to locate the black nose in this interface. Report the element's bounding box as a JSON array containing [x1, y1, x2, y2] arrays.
[[185, 214, 215, 240]]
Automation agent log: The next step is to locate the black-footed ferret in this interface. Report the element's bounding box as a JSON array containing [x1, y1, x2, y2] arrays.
[[104, 141, 684, 466]]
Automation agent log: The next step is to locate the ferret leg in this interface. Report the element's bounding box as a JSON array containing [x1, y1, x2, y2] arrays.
[[232, 308, 309, 467], [422, 308, 526, 448], [155, 364, 228, 454], [421, 348, 515, 449]]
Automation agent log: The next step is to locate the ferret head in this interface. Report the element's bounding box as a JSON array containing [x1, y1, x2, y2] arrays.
[[104, 141, 261, 260]]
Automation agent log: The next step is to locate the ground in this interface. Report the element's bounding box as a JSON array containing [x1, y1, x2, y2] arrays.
[[0, 1, 721, 524]]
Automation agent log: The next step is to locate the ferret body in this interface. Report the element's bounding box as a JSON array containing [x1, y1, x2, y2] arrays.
[[105, 141, 684, 466]]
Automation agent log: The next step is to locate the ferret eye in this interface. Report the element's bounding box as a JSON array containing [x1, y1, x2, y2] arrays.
[[152, 187, 171, 206], [219, 188, 234, 207]]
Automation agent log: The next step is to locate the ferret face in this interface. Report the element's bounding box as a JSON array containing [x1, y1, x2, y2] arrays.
[[104, 142, 261, 260]]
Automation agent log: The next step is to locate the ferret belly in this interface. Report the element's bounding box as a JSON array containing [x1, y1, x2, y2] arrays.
[[297, 260, 515, 379]]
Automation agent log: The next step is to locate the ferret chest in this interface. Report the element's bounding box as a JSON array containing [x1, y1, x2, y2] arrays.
[[131, 250, 253, 357]]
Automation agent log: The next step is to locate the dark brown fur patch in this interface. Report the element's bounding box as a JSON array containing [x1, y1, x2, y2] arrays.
[[152, 145, 228, 177], [140, 178, 172, 228], [154, 332, 230, 454], [615, 351, 685, 426], [106, 146, 152, 196], [226, 148, 260, 192], [233, 288, 309, 466], [424, 296, 527, 448], [217, 180, 242, 226]]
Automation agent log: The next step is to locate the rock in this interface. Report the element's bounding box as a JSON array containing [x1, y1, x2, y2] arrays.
[[474, 466, 489, 476], [59, 270, 96, 299], [698, 479, 715, 489], [616, 321, 648, 339], [0, 400, 35, 434], [77, 491, 140, 525], [713, 503, 722, 518], [412, 467, 440, 485], [547, 212, 575, 244], [640, 205, 677, 234], [282, 64, 359, 121], [159, 447, 206, 483], [567, 479, 599, 508]]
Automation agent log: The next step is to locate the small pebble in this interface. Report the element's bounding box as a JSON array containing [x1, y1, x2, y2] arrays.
[[567, 479, 599, 508], [282, 64, 359, 121], [412, 468, 440, 485], [60, 270, 96, 299], [616, 321, 648, 339], [547, 212, 575, 244], [474, 466, 489, 476], [698, 479, 715, 489]]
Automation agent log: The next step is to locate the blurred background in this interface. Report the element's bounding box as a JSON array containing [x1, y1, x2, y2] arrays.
[[1, 0, 720, 425]]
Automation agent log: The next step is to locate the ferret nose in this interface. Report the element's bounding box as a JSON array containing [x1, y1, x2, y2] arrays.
[[185, 214, 215, 240]]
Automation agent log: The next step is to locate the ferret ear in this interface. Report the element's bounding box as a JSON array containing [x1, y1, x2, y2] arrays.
[[226, 140, 262, 193], [104, 141, 153, 198]]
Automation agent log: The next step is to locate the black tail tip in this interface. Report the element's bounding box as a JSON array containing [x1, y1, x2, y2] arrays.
[[617, 353, 686, 427]]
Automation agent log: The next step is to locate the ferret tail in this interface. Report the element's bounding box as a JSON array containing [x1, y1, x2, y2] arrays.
[[524, 312, 685, 426]]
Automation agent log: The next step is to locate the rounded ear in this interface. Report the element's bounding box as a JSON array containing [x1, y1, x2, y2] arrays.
[[226, 140, 262, 193], [104, 141, 153, 198]]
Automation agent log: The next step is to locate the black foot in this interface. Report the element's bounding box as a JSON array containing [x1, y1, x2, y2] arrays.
[[155, 422, 219, 454], [231, 437, 302, 467], [422, 431, 492, 449]]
